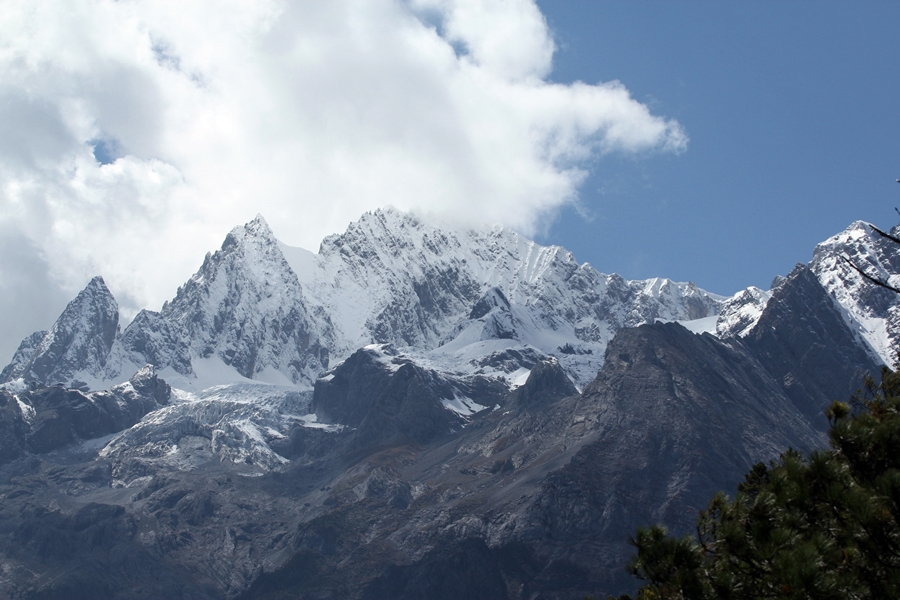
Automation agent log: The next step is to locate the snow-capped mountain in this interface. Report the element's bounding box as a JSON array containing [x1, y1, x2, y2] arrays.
[[711, 220, 900, 366], [0, 276, 119, 387], [0, 210, 894, 600], [809, 221, 900, 365], [108, 215, 334, 390], [3, 208, 725, 392], [4, 211, 894, 480]]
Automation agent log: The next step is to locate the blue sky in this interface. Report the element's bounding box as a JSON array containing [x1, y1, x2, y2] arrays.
[[536, 1, 900, 294]]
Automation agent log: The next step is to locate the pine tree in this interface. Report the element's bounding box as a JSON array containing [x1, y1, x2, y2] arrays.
[[621, 366, 900, 600]]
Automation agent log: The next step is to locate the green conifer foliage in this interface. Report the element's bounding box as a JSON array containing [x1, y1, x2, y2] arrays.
[[622, 366, 900, 600]]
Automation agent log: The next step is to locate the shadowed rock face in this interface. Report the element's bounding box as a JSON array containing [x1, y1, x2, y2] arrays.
[[741, 264, 880, 429], [311, 346, 507, 448], [0, 391, 28, 464], [0, 366, 169, 460], [517, 322, 826, 593], [509, 357, 578, 410]]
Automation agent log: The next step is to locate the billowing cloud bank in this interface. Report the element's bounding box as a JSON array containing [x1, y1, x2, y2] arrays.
[[0, 0, 686, 356]]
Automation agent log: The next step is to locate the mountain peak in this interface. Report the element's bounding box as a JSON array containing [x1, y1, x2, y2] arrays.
[[1, 276, 119, 386], [222, 214, 277, 252], [86, 274, 109, 290]]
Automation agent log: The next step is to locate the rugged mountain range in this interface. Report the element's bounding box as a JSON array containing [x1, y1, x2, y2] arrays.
[[0, 210, 895, 599], [3, 209, 723, 393]]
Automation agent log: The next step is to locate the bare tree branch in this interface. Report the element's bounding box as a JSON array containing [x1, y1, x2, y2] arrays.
[[842, 255, 900, 294], [869, 224, 900, 246]]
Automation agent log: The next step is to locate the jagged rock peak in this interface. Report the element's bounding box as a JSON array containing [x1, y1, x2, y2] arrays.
[[716, 286, 772, 338], [128, 364, 172, 406], [119, 214, 331, 386], [1, 276, 119, 386], [222, 213, 276, 249], [809, 219, 900, 364], [0, 330, 47, 383], [469, 287, 511, 320]]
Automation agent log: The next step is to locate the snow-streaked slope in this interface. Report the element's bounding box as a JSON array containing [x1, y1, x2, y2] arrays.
[[106, 215, 334, 389], [281, 208, 724, 387], [100, 383, 329, 477], [0, 276, 119, 388], [809, 221, 900, 365]]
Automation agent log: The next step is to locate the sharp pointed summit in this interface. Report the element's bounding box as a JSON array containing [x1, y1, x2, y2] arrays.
[[1, 276, 119, 387]]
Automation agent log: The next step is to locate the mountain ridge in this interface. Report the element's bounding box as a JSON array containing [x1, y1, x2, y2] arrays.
[[3, 207, 726, 392], [0, 209, 895, 599]]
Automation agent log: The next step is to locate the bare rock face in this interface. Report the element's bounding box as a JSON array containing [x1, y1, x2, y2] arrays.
[[0, 366, 169, 460], [312, 345, 507, 447], [1, 276, 118, 387], [741, 264, 880, 428]]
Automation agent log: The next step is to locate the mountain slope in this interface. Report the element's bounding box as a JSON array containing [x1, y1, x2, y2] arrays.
[[0, 212, 894, 599], [0, 276, 118, 387], [809, 220, 900, 364]]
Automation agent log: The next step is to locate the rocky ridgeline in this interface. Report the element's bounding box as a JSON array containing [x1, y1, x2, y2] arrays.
[[0, 365, 169, 463], [3, 209, 725, 392], [0, 212, 894, 599]]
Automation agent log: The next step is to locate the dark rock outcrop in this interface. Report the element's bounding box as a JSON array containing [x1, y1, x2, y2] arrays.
[[509, 357, 577, 409], [0, 389, 29, 464], [742, 264, 880, 428], [3, 366, 170, 459], [312, 346, 505, 447]]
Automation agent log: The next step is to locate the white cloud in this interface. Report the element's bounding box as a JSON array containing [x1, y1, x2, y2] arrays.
[[0, 0, 687, 358]]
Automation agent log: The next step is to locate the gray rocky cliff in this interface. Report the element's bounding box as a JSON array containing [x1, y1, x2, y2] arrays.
[[740, 263, 881, 429], [0, 365, 169, 462], [1, 276, 118, 386]]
